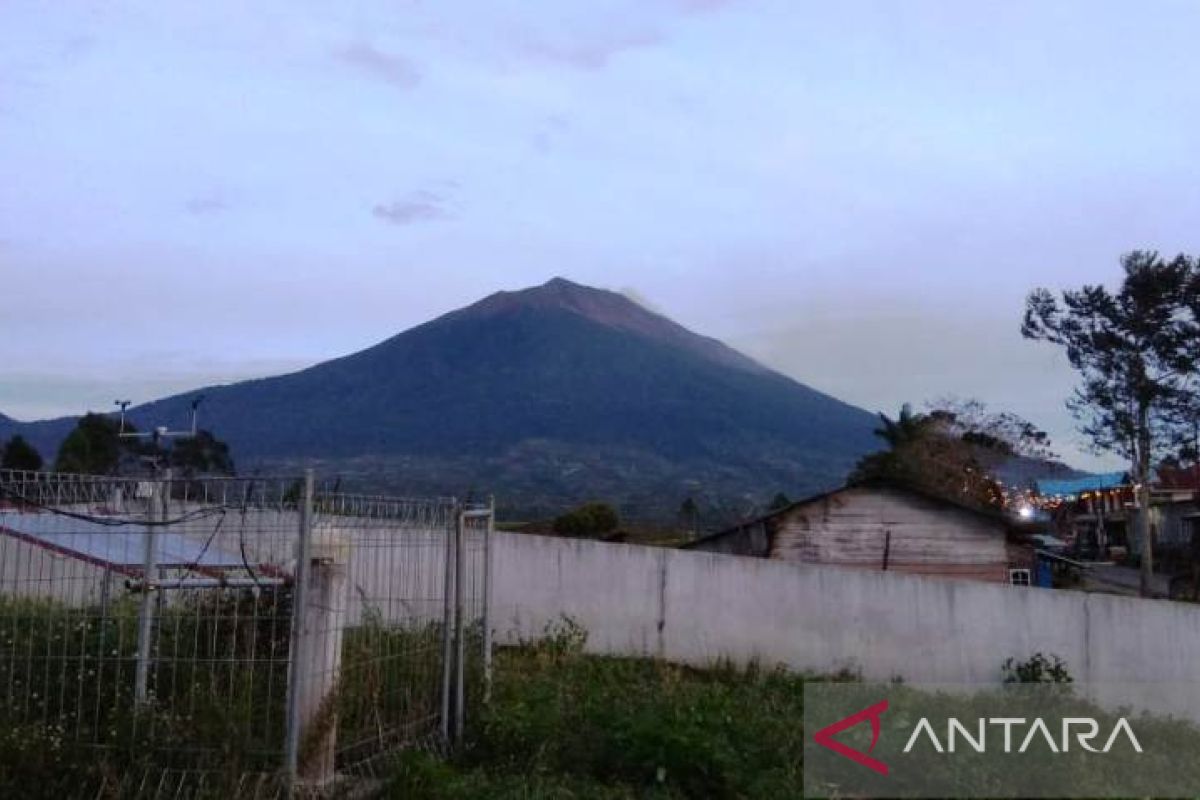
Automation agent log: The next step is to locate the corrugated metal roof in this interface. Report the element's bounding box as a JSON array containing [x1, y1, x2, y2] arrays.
[[0, 510, 247, 571], [1035, 471, 1129, 499]]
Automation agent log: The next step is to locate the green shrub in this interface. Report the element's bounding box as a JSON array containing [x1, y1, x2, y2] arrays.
[[1002, 652, 1073, 684], [552, 502, 619, 538]]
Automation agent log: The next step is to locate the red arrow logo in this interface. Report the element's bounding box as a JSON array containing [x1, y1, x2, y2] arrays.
[[813, 699, 889, 775]]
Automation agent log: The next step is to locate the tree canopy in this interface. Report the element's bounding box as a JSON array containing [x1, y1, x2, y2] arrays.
[[553, 502, 620, 538], [54, 413, 124, 475], [1, 435, 43, 471], [53, 413, 235, 477], [1022, 250, 1200, 595], [849, 400, 1054, 510], [168, 430, 235, 477]]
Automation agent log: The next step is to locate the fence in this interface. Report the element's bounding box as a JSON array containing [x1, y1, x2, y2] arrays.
[[0, 469, 492, 797]]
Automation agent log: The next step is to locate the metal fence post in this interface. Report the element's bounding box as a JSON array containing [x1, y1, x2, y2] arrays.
[[134, 471, 166, 705], [439, 499, 457, 744], [482, 496, 494, 703], [284, 470, 315, 784], [453, 506, 466, 744]]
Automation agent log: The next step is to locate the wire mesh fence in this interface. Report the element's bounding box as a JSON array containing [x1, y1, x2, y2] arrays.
[[0, 469, 492, 797]]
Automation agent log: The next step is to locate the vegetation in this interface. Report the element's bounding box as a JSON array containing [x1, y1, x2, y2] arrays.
[[1001, 652, 1073, 684], [2, 603, 1197, 798], [1023, 251, 1200, 595], [0, 591, 445, 799], [677, 497, 699, 538], [0, 434, 43, 470], [387, 620, 812, 799], [386, 631, 1200, 799], [552, 502, 620, 538], [52, 412, 234, 476], [849, 400, 1054, 510], [54, 412, 125, 474], [169, 429, 235, 476]]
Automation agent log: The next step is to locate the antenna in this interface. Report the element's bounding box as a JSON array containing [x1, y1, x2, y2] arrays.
[[118, 396, 205, 441], [115, 395, 208, 477], [115, 400, 131, 435], [189, 395, 205, 436]]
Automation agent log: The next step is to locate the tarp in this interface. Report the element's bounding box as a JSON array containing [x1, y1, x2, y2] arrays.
[[1035, 471, 1129, 499]]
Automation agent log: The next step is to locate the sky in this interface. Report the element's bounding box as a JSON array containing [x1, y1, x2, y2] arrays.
[[4, 1, 1200, 471]]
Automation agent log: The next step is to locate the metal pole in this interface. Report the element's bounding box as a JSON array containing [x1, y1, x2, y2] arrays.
[[453, 507, 466, 743], [438, 500, 457, 744], [284, 470, 315, 784], [134, 471, 165, 704], [482, 496, 494, 703]]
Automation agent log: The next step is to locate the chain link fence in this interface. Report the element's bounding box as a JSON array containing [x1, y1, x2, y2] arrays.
[[0, 469, 491, 797]]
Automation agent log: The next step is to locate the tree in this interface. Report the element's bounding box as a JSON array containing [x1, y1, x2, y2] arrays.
[[169, 430, 235, 477], [54, 413, 123, 475], [1, 435, 43, 471], [848, 401, 1045, 510], [1022, 251, 1198, 597], [678, 497, 699, 537], [768, 492, 792, 511], [927, 396, 1058, 461], [54, 412, 236, 477], [553, 502, 620, 538]]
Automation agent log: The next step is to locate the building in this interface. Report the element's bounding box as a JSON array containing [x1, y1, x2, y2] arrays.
[[1035, 470, 1200, 564], [1035, 472, 1132, 558], [685, 481, 1035, 585]]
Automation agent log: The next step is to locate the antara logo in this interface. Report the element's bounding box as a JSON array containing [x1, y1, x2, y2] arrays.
[[902, 716, 1143, 754], [813, 701, 1143, 775], [813, 699, 890, 775]]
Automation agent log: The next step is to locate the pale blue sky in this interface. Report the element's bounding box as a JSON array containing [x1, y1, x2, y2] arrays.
[[5, 1, 1200, 469]]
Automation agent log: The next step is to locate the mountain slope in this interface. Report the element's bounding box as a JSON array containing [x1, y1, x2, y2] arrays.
[[3, 279, 881, 518]]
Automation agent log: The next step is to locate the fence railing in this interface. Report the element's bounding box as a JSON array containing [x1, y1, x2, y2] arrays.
[[0, 468, 492, 795]]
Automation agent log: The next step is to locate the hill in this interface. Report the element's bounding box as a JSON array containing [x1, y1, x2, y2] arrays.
[[3, 278, 882, 520]]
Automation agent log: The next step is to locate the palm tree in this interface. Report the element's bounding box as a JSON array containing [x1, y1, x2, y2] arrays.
[[872, 403, 930, 449], [851, 403, 1003, 509]]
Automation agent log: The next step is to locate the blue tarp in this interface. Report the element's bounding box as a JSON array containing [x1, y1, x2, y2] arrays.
[[1035, 471, 1129, 499]]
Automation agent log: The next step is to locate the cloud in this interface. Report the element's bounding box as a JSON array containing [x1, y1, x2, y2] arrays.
[[618, 286, 665, 314], [532, 114, 571, 155], [670, 0, 738, 13], [184, 194, 228, 215], [60, 35, 96, 62], [335, 42, 420, 89], [520, 29, 664, 71], [372, 190, 452, 226]]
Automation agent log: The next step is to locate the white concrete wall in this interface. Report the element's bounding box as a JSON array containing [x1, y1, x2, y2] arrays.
[[491, 532, 1200, 720]]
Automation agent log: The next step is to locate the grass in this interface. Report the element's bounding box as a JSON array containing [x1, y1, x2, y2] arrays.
[[0, 591, 450, 798], [387, 624, 1200, 800], [385, 621, 816, 799]]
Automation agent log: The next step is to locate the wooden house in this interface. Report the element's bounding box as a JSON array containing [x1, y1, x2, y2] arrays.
[[686, 481, 1033, 585]]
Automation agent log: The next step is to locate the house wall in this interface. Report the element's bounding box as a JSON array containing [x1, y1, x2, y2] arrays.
[[491, 531, 1200, 723], [693, 486, 1012, 584], [1150, 497, 1198, 553]]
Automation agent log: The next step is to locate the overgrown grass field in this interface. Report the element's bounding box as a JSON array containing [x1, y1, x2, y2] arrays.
[[387, 622, 816, 799]]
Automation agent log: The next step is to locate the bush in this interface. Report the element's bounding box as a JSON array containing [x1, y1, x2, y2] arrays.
[[552, 502, 619, 538], [1002, 652, 1072, 684]]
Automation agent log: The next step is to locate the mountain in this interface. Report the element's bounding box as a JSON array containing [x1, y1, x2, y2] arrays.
[[2, 278, 882, 520]]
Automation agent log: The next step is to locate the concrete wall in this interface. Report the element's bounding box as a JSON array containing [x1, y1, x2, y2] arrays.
[[492, 531, 1200, 720]]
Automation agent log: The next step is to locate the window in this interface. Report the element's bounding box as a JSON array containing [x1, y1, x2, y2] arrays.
[[1009, 569, 1031, 587]]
